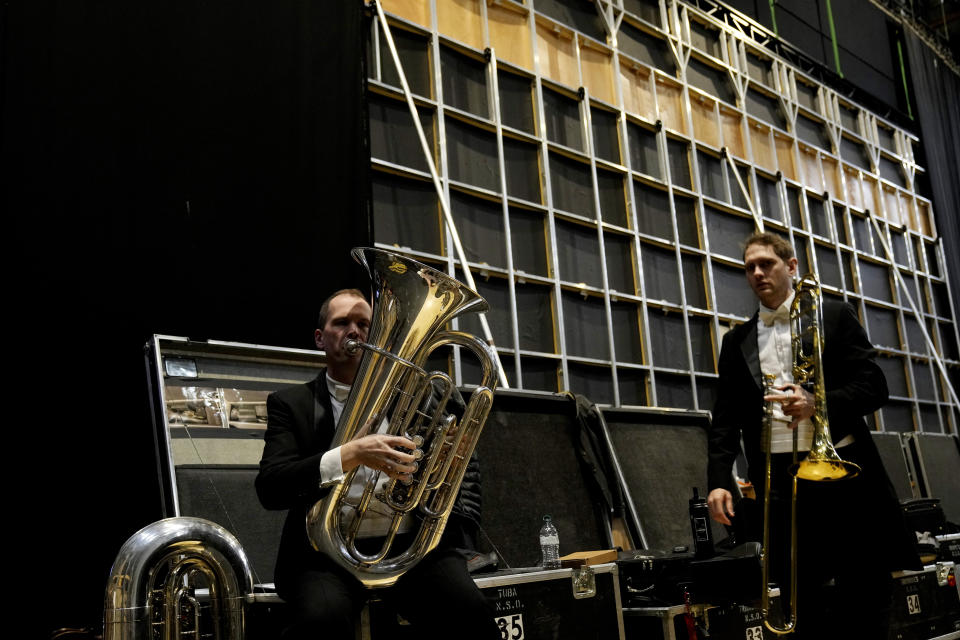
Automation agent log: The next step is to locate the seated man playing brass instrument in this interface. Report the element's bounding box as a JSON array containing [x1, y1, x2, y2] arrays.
[[706, 232, 919, 638], [256, 288, 498, 640]]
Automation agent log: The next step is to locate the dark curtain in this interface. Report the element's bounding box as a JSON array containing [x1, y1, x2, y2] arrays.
[[903, 32, 960, 324], [2, 1, 370, 633]]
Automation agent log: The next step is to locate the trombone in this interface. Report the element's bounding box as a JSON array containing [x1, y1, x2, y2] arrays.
[[760, 274, 861, 635]]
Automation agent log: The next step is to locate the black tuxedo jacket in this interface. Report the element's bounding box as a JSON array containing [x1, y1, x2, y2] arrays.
[[255, 372, 337, 589], [707, 299, 888, 492], [707, 299, 920, 570], [255, 370, 481, 591]]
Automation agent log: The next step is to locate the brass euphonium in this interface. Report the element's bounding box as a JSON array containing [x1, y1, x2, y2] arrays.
[[306, 247, 499, 588], [103, 517, 254, 640], [760, 274, 861, 636]]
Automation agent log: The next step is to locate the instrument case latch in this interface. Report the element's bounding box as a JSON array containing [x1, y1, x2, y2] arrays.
[[571, 566, 596, 599]]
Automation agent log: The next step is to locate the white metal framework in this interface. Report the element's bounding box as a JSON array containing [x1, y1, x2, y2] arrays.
[[365, 0, 959, 434]]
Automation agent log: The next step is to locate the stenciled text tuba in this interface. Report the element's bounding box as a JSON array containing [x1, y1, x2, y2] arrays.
[[759, 273, 861, 635], [306, 247, 499, 588]]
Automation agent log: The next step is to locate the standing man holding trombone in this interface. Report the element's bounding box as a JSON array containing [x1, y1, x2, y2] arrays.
[[706, 232, 919, 637]]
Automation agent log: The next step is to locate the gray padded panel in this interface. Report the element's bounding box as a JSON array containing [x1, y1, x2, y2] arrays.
[[601, 408, 725, 551], [911, 433, 960, 523], [870, 431, 915, 501], [474, 391, 611, 568], [176, 465, 286, 585]]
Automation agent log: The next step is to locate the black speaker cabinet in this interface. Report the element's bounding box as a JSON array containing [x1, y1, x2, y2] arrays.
[[175, 465, 287, 587], [473, 390, 613, 569], [871, 431, 917, 502], [908, 432, 960, 524], [598, 407, 726, 552]]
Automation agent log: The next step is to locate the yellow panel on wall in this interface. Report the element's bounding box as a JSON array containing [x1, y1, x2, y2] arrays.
[[799, 146, 822, 193], [897, 191, 911, 230], [489, 3, 533, 71], [690, 92, 718, 148], [821, 156, 842, 201], [775, 133, 795, 182], [882, 186, 902, 226], [381, 0, 431, 28], [862, 175, 879, 218], [916, 200, 933, 237], [536, 21, 579, 88], [843, 166, 863, 211], [620, 63, 656, 122], [750, 120, 775, 172], [656, 77, 686, 135], [720, 108, 744, 159], [580, 43, 615, 105], [438, 0, 483, 50], [901, 195, 918, 232]]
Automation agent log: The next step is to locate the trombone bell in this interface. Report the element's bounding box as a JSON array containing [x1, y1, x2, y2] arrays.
[[790, 459, 860, 481], [789, 419, 861, 481]]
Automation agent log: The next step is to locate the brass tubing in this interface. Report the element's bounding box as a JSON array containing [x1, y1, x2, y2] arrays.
[[759, 274, 862, 635]]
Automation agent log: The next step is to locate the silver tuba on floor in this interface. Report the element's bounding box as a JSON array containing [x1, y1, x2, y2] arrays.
[[306, 247, 499, 588], [103, 517, 254, 640]]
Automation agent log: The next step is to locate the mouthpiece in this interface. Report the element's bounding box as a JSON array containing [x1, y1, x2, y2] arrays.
[[345, 339, 361, 355]]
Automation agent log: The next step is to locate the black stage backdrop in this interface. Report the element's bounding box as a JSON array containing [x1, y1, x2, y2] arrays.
[[903, 32, 960, 330], [2, 1, 370, 633]]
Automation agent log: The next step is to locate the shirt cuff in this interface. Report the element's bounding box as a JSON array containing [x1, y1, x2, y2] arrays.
[[319, 446, 346, 489]]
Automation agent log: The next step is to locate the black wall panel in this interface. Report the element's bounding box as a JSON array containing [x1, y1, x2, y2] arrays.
[[176, 466, 286, 587], [775, 0, 831, 67], [718, 0, 905, 119], [911, 433, 960, 523], [600, 408, 726, 551], [871, 432, 916, 502], [473, 391, 612, 568], [4, 2, 370, 632]]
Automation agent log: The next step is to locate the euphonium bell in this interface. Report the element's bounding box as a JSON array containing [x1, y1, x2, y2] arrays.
[[306, 248, 499, 588], [103, 517, 253, 640]]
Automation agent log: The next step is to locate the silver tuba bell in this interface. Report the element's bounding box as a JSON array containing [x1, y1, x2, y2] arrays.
[[306, 247, 499, 588], [103, 516, 254, 640]]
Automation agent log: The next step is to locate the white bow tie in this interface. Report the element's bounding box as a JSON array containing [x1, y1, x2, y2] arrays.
[[759, 306, 790, 326]]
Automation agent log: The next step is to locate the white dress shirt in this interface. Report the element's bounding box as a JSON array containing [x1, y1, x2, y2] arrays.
[[757, 293, 854, 453], [319, 373, 412, 538], [757, 292, 815, 453]]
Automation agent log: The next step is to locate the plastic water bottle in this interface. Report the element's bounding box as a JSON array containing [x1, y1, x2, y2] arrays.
[[539, 515, 560, 569]]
